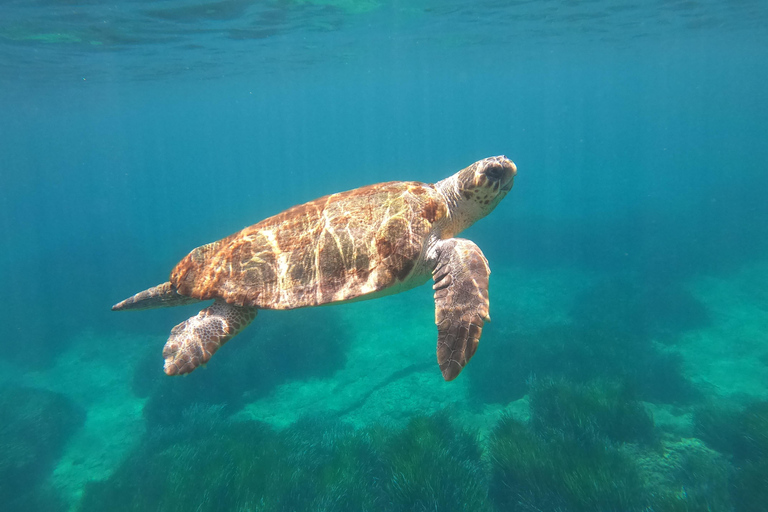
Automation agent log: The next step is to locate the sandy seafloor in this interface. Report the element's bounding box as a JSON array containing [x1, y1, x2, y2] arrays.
[[3, 259, 764, 509]]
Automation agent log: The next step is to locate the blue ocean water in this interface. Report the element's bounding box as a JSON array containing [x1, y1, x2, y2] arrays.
[[1, 1, 768, 511]]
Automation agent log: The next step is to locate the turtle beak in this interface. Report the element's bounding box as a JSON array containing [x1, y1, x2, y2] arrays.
[[500, 158, 517, 192]]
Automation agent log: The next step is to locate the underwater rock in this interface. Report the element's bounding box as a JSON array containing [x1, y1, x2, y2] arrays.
[[470, 320, 698, 406], [528, 377, 656, 445], [736, 401, 768, 462], [467, 275, 705, 406], [0, 386, 85, 511], [489, 410, 734, 512], [692, 400, 768, 511], [488, 414, 647, 511], [634, 437, 733, 512], [694, 399, 768, 462], [733, 458, 768, 512]]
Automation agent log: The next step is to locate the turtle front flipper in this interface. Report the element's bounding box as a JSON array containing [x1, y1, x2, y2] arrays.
[[162, 300, 258, 375], [431, 238, 491, 381]]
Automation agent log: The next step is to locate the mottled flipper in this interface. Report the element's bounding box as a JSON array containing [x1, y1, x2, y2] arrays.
[[431, 238, 491, 381], [162, 300, 257, 375]]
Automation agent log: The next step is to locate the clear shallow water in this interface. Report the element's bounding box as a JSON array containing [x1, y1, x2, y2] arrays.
[[1, 1, 767, 511]]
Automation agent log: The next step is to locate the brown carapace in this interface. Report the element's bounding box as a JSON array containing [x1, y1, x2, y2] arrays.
[[113, 156, 517, 381]]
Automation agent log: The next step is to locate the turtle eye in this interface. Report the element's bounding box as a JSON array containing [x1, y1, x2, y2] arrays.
[[484, 165, 503, 181]]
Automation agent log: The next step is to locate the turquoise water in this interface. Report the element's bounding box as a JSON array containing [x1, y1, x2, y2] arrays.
[[1, 1, 768, 510]]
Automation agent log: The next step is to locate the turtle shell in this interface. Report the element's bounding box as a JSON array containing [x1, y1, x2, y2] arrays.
[[170, 181, 448, 309]]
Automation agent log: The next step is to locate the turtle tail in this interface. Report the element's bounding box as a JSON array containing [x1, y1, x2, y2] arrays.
[[112, 281, 201, 311]]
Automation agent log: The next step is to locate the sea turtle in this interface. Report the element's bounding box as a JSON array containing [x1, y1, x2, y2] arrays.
[[113, 155, 517, 381]]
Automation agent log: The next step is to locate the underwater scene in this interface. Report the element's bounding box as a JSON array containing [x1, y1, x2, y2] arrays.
[[1, 0, 768, 510]]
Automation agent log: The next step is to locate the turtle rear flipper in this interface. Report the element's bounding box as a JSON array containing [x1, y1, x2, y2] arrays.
[[431, 238, 491, 381], [162, 300, 258, 375]]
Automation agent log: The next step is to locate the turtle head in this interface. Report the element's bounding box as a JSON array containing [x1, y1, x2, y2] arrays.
[[457, 155, 517, 209], [437, 156, 516, 234]]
